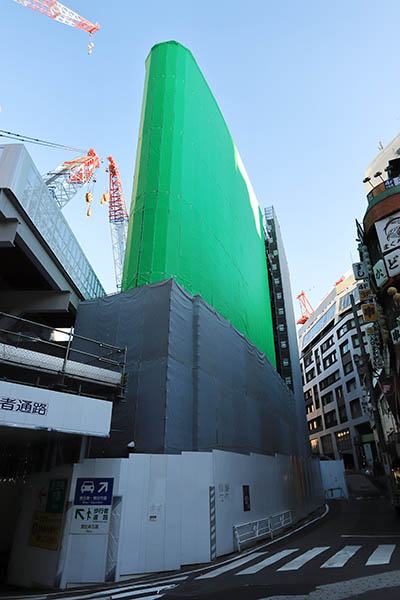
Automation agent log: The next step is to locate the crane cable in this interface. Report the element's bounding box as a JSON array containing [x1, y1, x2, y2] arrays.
[[0, 129, 86, 153]]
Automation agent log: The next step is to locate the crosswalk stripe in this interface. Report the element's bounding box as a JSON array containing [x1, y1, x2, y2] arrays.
[[196, 552, 266, 579], [111, 585, 176, 599], [320, 545, 361, 568], [50, 576, 188, 600], [277, 547, 330, 571], [366, 544, 396, 566], [110, 584, 176, 599], [111, 595, 162, 600], [235, 549, 299, 575]]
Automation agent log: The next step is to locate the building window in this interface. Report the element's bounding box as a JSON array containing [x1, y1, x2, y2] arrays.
[[272, 263, 277, 271], [304, 352, 313, 368], [321, 391, 334, 406], [352, 333, 367, 348], [281, 340, 287, 349], [343, 361, 354, 375], [285, 376, 292, 386], [321, 434, 334, 456], [336, 428, 352, 451], [306, 368, 315, 383], [278, 307, 284, 316], [323, 350, 337, 369], [310, 438, 319, 454], [274, 278, 281, 285], [308, 416, 322, 432], [337, 318, 357, 339], [313, 385, 320, 409], [340, 340, 350, 356], [282, 358, 289, 367], [276, 292, 282, 300], [304, 389, 313, 401], [338, 405, 348, 424], [350, 398, 362, 419], [324, 409, 338, 428], [273, 249, 278, 256], [346, 378, 357, 393], [335, 386, 344, 403], [321, 336, 334, 353], [278, 323, 285, 332], [319, 370, 340, 391]]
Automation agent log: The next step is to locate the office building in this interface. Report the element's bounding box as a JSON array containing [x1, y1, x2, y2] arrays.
[[298, 273, 376, 469]]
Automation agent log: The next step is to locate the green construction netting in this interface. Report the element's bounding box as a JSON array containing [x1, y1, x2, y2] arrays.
[[122, 41, 276, 365]]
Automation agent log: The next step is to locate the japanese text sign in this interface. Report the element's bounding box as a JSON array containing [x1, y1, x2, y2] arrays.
[[74, 477, 114, 506]]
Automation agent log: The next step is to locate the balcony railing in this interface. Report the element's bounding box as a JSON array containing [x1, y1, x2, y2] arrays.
[[0, 311, 126, 391]]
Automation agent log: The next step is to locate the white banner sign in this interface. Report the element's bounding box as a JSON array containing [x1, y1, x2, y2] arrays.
[[375, 211, 400, 254], [0, 380, 112, 437], [373, 259, 389, 288], [353, 262, 367, 280], [384, 248, 400, 279]]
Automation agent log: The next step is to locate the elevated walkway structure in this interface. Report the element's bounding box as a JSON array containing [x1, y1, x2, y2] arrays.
[[0, 144, 105, 327]]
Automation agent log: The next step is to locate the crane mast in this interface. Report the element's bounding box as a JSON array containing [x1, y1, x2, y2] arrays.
[[107, 156, 129, 291], [43, 149, 100, 209]]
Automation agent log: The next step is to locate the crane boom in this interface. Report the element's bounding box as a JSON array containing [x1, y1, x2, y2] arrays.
[[297, 291, 314, 325], [43, 148, 100, 209], [12, 0, 100, 34], [107, 156, 129, 290]]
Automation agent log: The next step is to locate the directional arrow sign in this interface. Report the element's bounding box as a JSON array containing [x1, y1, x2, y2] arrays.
[[75, 508, 85, 520], [74, 478, 113, 506]]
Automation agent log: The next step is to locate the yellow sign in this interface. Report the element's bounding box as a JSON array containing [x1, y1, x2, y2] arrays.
[[362, 303, 377, 323], [359, 289, 372, 301], [29, 511, 63, 551]]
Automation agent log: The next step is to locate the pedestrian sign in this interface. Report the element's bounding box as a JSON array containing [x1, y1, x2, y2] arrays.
[[71, 505, 111, 534], [74, 477, 113, 506], [72, 477, 114, 535]]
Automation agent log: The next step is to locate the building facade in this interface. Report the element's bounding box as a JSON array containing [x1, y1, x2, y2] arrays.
[[298, 273, 377, 470]]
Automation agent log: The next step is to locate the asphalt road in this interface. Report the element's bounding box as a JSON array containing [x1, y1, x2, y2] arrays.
[[3, 484, 400, 600], [162, 495, 400, 600]]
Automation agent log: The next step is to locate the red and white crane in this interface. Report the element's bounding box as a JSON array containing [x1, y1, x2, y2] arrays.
[[106, 156, 129, 290], [12, 0, 99, 33], [12, 0, 99, 52], [297, 291, 314, 325], [43, 150, 129, 290], [43, 149, 100, 209]]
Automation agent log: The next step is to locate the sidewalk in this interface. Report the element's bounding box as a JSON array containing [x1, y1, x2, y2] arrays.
[[345, 470, 385, 498]]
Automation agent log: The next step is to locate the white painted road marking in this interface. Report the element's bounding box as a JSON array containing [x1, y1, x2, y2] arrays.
[[341, 534, 400, 538], [196, 551, 266, 579], [366, 544, 396, 565], [111, 596, 163, 600], [320, 545, 361, 568], [277, 547, 330, 571], [236, 549, 299, 575], [110, 584, 176, 598]]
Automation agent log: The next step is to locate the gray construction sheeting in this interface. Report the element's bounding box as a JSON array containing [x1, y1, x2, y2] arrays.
[[74, 279, 304, 458]]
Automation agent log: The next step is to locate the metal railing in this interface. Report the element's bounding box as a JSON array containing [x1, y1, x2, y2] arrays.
[[0, 311, 126, 387], [233, 510, 292, 551]]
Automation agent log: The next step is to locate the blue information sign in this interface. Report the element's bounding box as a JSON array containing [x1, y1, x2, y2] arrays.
[[74, 477, 114, 506]]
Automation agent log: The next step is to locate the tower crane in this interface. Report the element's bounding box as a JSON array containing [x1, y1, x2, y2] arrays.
[[43, 149, 100, 209], [106, 156, 129, 291], [297, 291, 314, 325], [42, 149, 129, 291], [12, 0, 99, 52]]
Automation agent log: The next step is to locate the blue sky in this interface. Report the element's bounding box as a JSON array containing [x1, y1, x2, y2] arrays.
[[1, 0, 400, 317]]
